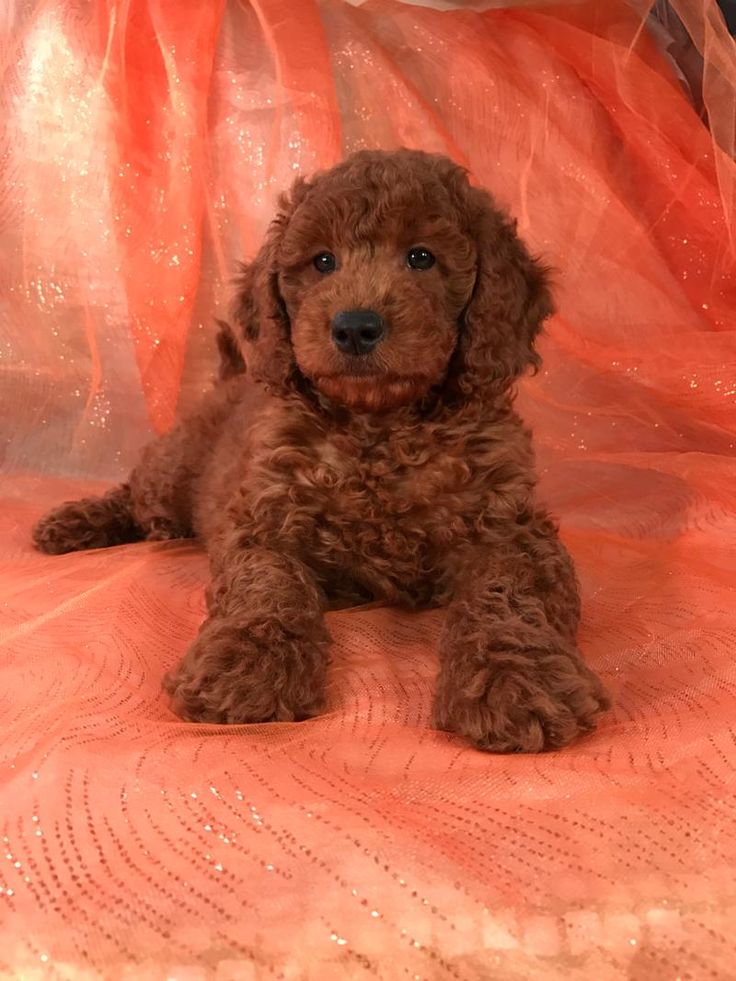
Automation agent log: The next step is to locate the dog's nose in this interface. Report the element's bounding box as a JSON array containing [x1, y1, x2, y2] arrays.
[[331, 309, 385, 356]]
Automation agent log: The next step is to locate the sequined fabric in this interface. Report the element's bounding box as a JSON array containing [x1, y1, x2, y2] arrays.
[[1, 1, 736, 977]]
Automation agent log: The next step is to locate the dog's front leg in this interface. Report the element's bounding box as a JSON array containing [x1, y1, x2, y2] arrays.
[[165, 543, 329, 724], [433, 522, 609, 752]]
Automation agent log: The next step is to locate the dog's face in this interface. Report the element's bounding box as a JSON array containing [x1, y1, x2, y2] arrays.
[[235, 150, 553, 412], [277, 179, 476, 411]]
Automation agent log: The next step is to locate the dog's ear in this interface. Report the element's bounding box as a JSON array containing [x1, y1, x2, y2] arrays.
[[231, 179, 308, 392], [454, 184, 554, 399]]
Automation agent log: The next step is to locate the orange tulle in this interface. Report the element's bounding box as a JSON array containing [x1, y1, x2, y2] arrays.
[[1, 1, 736, 977]]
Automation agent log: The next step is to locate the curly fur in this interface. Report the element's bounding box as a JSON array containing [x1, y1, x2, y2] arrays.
[[33, 148, 609, 751]]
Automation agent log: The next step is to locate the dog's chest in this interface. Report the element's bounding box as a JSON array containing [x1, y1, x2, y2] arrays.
[[290, 431, 481, 553], [243, 408, 531, 604]]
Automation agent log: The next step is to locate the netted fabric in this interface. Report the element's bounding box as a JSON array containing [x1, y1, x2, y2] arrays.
[[1, 1, 735, 977]]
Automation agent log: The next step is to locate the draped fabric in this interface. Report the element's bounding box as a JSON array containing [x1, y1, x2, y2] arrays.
[[1, 1, 735, 977]]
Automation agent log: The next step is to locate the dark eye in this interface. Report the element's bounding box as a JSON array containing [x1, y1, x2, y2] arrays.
[[406, 247, 436, 270], [313, 252, 337, 274]]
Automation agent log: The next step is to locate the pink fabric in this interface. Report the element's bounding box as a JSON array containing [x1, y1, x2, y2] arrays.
[[1, 1, 736, 976]]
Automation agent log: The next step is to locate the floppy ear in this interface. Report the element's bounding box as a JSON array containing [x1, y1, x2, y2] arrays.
[[231, 180, 308, 393], [455, 186, 554, 398]]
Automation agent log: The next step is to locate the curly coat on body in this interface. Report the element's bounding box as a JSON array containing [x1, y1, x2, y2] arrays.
[[33, 149, 609, 752]]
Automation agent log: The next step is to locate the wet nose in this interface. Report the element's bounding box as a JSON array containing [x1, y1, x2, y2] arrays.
[[330, 309, 385, 356]]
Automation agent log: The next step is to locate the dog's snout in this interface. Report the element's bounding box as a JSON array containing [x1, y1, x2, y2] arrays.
[[331, 309, 385, 356]]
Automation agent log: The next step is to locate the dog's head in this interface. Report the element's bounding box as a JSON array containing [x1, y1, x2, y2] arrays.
[[233, 149, 553, 412]]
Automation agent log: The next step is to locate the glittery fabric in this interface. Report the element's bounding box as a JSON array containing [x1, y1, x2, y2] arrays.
[[2, 1, 736, 977]]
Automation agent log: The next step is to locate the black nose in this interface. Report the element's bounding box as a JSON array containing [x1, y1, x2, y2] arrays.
[[331, 309, 385, 355]]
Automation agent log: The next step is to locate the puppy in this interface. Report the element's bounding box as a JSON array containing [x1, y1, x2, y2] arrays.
[[33, 148, 609, 752]]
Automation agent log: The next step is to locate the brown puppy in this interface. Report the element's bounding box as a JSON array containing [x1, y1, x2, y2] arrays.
[[33, 149, 609, 752]]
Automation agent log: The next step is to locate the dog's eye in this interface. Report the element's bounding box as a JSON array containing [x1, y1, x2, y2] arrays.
[[313, 252, 337, 274], [406, 247, 436, 271]]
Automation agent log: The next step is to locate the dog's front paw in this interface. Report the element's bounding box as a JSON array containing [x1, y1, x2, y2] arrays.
[[433, 647, 609, 753], [164, 619, 328, 725]]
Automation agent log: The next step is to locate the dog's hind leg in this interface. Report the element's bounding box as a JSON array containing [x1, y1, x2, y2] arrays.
[[32, 483, 143, 554], [33, 420, 204, 555], [33, 319, 245, 556], [125, 424, 201, 543]]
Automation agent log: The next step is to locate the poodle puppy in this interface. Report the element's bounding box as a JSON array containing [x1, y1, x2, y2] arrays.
[[33, 148, 609, 752]]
